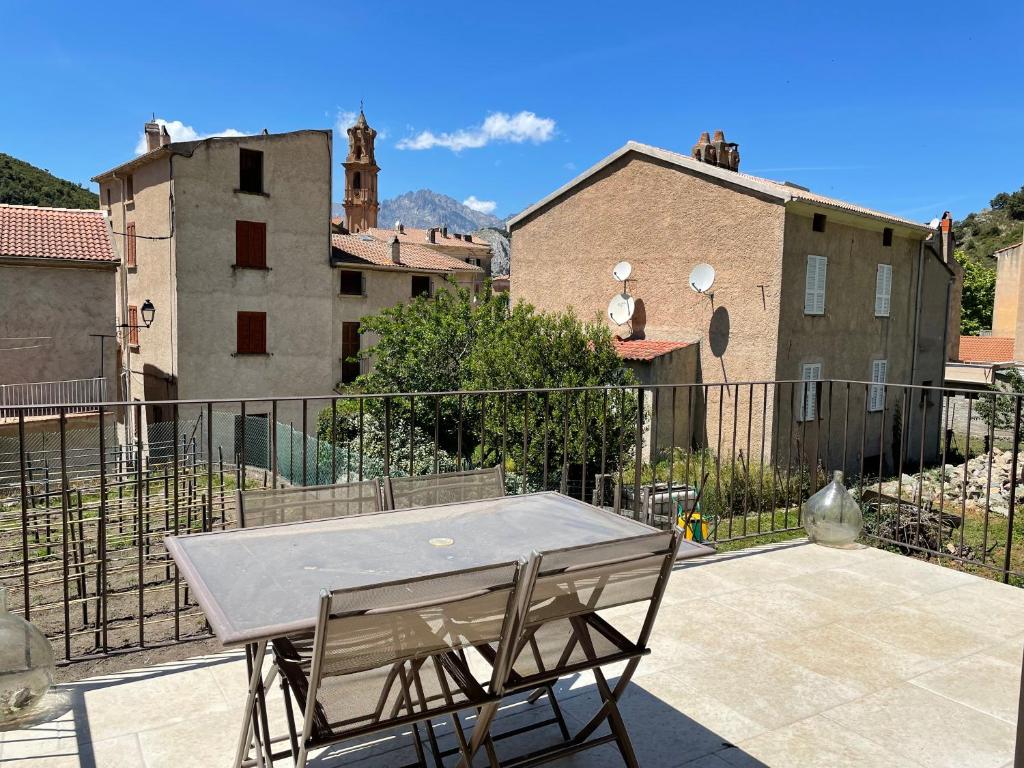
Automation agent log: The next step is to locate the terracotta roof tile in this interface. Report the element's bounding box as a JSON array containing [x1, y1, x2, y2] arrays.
[[365, 226, 491, 251], [0, 204, 116, 263], [958, 336, 1016, 363], [613, 338, 691, 361], [331, 233, 483, 273]]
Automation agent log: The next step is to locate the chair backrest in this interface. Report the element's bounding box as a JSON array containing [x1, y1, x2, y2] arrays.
[[308, 560, 527, 688], [383, 466, 505, 510], [526, 530, 681, 646], [237, 480, 382, 528]]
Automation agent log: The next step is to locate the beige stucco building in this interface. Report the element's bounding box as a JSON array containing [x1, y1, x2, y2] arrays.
[[990, 240, 1024, 348], [0, 204, 119, 410], [509, 138, 961, 475]]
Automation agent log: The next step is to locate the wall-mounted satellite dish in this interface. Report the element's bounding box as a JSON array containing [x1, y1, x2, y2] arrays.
[[928, 217, 941, 229], [612, 261, 633, 282], [608, 292, 636, 326], [689, 263, 716, 294]]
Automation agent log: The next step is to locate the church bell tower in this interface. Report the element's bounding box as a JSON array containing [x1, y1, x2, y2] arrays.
[[343, 109, 379, 233]]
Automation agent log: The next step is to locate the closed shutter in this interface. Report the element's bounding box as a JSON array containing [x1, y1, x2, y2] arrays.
[[798, 363, 822, 421], [341, 322, 361, 383], [237, 311, 267, 354], [126, 222, 137, 267], [804, 255, 827, 315], [235, 221, 267, 268], [875, 264, 892, 317], [869, 359, 887, 411], [128, 305, 139, 346]]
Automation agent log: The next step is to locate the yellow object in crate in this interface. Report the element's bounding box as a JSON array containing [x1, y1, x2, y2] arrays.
[[678, 510, 709, 543]]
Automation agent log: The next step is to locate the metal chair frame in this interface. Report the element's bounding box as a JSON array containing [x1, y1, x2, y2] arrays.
[[382, 465, 506, 510], [237, 479, 383, 528]]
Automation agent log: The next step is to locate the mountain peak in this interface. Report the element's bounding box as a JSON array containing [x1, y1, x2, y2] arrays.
[[377, 189, 504, 232]]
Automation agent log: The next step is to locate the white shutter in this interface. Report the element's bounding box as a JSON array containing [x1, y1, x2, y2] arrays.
[[805, 255, 827, 315], [875, 264, 892, 317], [869, 359, 887, 411], [798, 363, 822, 421]]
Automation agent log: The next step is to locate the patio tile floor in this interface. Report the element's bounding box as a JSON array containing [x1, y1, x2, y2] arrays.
[[2, 539, 1021, 767]]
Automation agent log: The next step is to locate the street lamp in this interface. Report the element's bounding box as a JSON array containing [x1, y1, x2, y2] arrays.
[[139, 299, 156, 329], [88, 299, 157, 379]]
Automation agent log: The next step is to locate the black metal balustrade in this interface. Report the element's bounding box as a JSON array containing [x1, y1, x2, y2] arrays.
[[0, 379, 1021, 664]]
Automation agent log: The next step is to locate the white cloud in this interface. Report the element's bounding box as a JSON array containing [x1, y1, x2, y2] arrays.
[[335, 109, 358, 133], [134, 118, 247, 154], [463, 196, 497, 214], [397, 110, 556, 152]]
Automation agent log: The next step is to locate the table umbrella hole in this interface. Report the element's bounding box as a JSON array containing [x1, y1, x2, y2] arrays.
[[429, 537, 455, 547]]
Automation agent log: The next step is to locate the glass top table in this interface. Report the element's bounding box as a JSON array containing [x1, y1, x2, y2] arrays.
[[165, 491, 713, 646]]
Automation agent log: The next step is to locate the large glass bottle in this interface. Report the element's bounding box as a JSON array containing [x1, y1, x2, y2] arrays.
[[802, 471, 863, 547], [0, 586, 55, 721]]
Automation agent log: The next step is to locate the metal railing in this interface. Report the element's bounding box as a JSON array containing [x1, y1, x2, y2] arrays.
[[0, 377, 106, 417], [0, 379, 1021, 665]]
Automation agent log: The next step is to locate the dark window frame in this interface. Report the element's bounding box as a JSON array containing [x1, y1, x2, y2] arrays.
[[812, 213, 827, 232], [882, 227, 894, 247], [411, 275, 432, 298], [235, 220, 268, 269], [339, 269, 365, 296], [239, 148, 264, 195], [236, 311, 267, 355], [340, 321, 361, 384]]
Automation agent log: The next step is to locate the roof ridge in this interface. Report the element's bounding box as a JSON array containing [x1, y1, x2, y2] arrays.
[[0, 202, 103, 214]]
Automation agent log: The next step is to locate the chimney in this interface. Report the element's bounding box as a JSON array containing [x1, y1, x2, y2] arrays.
[[144, 121, 161, 152], [159, 125, 171, 147], [389, 235, 401, 264], [464, 233, 472, 243], [427, 228, 436, 243], [692, 129, 740, 171], [441, 226, 448, 238]]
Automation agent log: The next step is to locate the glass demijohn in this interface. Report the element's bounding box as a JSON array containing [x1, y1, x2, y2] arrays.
[[802, 471, 863, 547], [0, 586, 55, 721]]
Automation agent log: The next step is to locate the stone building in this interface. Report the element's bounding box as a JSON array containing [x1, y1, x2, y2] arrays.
[[988, 239, 1024, 352], [342, 111, 380, 234], [508, 134, 962, 475]]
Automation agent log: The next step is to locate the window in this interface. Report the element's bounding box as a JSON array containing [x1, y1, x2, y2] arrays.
[[104, 187, 111, 207], [235, 221, 267, 268], [339, 269, 364, 296], [875, 263, 892, 317], [882, 227, 894, 247], [341, 322, 361, 384], [127, 305, 139, 346], [236, 311, 267, 355], [239, 149, 264, 194], [869, 359, 887, 412], [125, 174, 134, 202], [798, 363, 822, 421], [353, 171, 362, 190], [812, 213, 827, 232], [126, 222, 137, 267], [412, 275, 431, 298], [804, 255, 827, 315]]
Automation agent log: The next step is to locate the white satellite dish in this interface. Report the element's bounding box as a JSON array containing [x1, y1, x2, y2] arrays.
[[608, 292, 636, 326], [689, 263, 716, 294], [928, 217, 941, 229], [612, 261, 633, 282]]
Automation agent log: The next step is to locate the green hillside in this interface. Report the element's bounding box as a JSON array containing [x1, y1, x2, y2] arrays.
[[0, 152, 98, 209], [956, 185, 1024, 264]]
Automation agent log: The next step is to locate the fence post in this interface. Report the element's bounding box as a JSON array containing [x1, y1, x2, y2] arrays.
[[1003, 396, 1021, 584]]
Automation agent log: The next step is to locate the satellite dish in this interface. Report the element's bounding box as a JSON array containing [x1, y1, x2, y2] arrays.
[[608, 292, 636, 326], [612, 261, 633, 282], [928, 217, 941, 229], [689, 263, 716, 294]]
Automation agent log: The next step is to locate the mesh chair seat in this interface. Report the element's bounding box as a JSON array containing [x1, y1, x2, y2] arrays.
[[239, 480, 382, 528], [384, 466, 505, 510]]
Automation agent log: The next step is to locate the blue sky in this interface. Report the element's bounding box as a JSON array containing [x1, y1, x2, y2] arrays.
[[2, 0, 1022, 222]]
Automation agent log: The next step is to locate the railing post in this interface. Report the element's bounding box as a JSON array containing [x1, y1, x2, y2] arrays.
[[1003, 396, 1021, 584]]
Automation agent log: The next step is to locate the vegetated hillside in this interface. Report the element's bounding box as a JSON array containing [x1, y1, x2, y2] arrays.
[[0, 153, 98, 209], [956, 185, 1024, 264], [378, 189, 504, 233]]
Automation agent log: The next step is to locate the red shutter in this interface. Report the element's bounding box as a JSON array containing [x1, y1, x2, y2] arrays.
[[128, 305, 139, 346], [126, 222, 137, 267], [236, 221, 267, 268], [235, 221, 249, 267], [237, 311, 266, 354]]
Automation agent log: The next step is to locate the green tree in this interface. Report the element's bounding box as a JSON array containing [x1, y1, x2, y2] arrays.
[[955, 250, 996, 336], [974, 368, 1024, 432]]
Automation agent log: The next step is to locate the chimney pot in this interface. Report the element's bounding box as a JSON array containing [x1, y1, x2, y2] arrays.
[[464, 233, 472, 243], [427, 228, 436, 243], [441, 226, 448, 237], [144, 121, 161, 152], [159, 125, 171, 147], [389, 235, 401, 263]]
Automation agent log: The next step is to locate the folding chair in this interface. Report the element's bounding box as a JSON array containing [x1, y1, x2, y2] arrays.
[[383, 466, 506, 510], [237, 479, 382, 528], [276, 559, 533, 767], [473, 529, 682, 767]]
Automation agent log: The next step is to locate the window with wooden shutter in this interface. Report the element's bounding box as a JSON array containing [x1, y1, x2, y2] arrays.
[[869, 359, 887, 412], [804, 255, 827, 315], [127, 305, 139, 346], [126, 222, 137, 267], [875, 264, 892, 317], [340, 322, 361, 383], [237, 311, 267, 354], [339, 270, 364, 296], [235, 221, 267, 268], [798, 363, 822, 421]]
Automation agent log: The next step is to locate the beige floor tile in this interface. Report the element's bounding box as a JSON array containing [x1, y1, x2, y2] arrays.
[[779, 564, 923, 611], [734, 713, 924, 767], [902, 584, 1024, 639], [837, 604, 994, 664], [672, 650, 863, 731], [982, 634, 1024, 665], [841, 554, 978, 595], [0, 715, 143, 768], [709, 580, 857, 631], [648, 598, 785, 660], [910, 648, 1021, 723], [822, 682, 1015, 768], [763, 623, 939, 695]]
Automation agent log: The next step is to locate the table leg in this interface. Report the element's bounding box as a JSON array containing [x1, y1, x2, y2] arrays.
[[234, 640, 269, 768]]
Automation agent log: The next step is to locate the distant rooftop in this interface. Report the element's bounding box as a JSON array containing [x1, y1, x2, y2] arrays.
[[0, 203, 116, 264], [331, 232, 482, 274], [365, 226, 491, 251], [959, 336, 1016, 363], [613, 338, 691, 361]]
